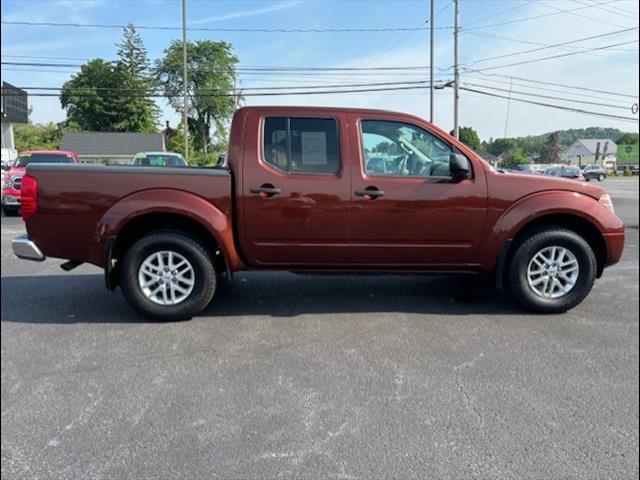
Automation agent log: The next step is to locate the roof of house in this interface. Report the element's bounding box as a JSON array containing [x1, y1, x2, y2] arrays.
[[60, 132, 164, 156], [573, 138, 617, 154]]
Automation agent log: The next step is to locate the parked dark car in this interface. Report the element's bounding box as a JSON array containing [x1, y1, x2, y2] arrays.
[[544, 166, 585, 181], [510, 164, 537, 175], [580, 164, 607, 182]]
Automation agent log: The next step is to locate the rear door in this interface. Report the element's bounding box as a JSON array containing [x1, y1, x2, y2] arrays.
[[238, 110, 351, 267], [347, 112, 487, 266]]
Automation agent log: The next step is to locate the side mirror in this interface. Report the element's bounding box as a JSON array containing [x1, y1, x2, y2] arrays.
[[450, 153, 470, 181]]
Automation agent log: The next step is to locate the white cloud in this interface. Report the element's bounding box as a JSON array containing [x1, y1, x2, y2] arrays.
[[188, 1, 304, 26]]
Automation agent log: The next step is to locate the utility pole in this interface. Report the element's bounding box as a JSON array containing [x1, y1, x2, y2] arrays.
[[453, 0, 460, 139], [182, 0, 189, 162], [429, 0, 435, 123], [503, 76, 513, 138]]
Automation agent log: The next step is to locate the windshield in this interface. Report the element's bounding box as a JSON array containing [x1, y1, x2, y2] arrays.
[[17, 153, 74, 167], [563, 167, 580, 175]]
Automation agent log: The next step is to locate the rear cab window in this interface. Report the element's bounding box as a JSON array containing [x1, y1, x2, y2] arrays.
[[17, 153, 74, 167], [263, 117, 340, 175]]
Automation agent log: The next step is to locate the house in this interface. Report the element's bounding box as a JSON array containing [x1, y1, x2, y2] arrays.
[[60, 131, 165, 164], [563, 139, 617, 167]]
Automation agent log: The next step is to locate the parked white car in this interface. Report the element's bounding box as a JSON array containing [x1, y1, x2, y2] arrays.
[[132, 152, 187, 167]]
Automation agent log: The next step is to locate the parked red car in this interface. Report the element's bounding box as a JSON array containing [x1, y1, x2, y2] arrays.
[[2, 150, 78, 215], [12, 107, 624, 320]]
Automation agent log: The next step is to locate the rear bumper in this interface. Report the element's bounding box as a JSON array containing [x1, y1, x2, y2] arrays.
[[2, 188, 20, 205], [12, 235, 46, 261]]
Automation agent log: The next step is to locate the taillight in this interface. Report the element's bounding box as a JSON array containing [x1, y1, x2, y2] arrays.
[[21, 174, 38, 221]]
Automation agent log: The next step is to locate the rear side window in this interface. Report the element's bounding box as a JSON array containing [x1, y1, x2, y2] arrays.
[[263, 117, 340, 174]]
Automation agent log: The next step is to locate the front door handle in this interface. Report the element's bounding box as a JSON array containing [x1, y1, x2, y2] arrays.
[[250, 184, 281, 197], [355, 188, 384, 199]]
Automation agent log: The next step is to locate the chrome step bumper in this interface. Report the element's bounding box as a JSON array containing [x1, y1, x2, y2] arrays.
[[12, 235, 46, 261]]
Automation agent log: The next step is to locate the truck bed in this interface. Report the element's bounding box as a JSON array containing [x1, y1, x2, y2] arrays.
[[24, 164, 232, 266]]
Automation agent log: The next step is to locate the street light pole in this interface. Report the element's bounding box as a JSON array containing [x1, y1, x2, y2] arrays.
[[429, 0, 435, 123], [182, 0, 189, 162], [453, 0, 460, 140]]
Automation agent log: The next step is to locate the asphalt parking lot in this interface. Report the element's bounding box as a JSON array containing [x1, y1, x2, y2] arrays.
[[2, 178, 638, 479]]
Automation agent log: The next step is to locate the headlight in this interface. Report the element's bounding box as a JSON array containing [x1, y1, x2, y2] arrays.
[[599, 193, 615, 213], [1, 175, 10, 189]]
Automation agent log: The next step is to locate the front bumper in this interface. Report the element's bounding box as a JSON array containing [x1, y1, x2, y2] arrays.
[[12, 235, 46, 261]]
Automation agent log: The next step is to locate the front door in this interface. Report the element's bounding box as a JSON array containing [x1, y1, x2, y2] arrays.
[[347, 113, 487, 266], [239, 111, 351, 267]]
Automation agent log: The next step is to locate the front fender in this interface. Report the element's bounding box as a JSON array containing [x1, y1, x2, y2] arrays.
[[479, 190, 624, 271], [93, 188, 244, 271]]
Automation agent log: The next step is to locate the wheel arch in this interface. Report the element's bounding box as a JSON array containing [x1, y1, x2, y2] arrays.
[[96, 189, 244, 288], [496, 212, 608, 289]]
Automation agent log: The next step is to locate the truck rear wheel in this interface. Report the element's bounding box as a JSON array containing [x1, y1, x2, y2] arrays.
[[508, 227, 597, 313], [119, 231, 217, 321]]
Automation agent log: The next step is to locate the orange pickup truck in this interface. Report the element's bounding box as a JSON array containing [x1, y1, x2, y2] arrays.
[[12, 107, 625, 320]]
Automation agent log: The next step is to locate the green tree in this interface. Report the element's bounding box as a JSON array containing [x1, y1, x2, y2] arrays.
[[501, 147, 530, 168], [60, 58, 157, 132], [450, 126, 480, 151], [13, 122, 63, 150], [617, 132, 639, 145], [487, 137, 517, 156], [155, 40, 239, 153], [114, 23, 159, 132], [540, 132, 562, 164], [117, 23, 150, 77]]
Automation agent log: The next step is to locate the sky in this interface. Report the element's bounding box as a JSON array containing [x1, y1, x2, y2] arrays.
[[1, 0, 638, 140]]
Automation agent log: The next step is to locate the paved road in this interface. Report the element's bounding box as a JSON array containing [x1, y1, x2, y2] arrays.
[[2, 179, 638, 479]]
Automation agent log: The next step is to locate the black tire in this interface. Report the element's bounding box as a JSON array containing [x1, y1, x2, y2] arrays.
[[508, 227, 597, 313], [3, 205, 19, 216], [598, 174, 605, 182], [119, 231, 217, 321]]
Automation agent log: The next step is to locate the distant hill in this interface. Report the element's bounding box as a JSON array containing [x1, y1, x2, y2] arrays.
[[483, 128, 638, 157], [519, 128, 632, 147]]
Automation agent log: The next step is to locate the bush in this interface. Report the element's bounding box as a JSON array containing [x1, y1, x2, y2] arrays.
[[624, 168, 633, 177]]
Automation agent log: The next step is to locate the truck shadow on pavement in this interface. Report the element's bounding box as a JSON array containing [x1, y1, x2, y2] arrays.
[[1, 271, 524, 324]]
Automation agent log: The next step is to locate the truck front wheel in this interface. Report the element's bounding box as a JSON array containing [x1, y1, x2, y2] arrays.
[[119, 231, 217, 321], [508, 227, 597, 313]]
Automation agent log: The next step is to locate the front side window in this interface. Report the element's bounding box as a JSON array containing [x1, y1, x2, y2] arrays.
[[263, 117, 339, 174], [360, 120, 453, 177]]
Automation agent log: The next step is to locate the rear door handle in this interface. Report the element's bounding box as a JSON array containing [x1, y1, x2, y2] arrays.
[[250, 185, 281, 196], [355, 189, 384, 198]]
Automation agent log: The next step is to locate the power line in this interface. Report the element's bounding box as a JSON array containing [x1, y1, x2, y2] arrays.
[[530, 0, 633, 29], [9, 79, 435, 93], [466, 27, 638, 66], [463, 82, 632, 109], [463, 0, 623, 31], [464, 30, 639, 52], [465, 39, 639, 71], [462, 73, 637, 103], [466, 70, 639, 99], [571, 0, 638, 19], [1, 61, 460, 72], [459, 85, 639, 122], [0, 84, 439, 98], [0, 20, 445, 33]]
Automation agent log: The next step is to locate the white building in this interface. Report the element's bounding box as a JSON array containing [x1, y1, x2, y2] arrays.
[[563, 139, 617, 167]]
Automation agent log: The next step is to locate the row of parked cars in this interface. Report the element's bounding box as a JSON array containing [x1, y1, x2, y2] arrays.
[[1, 150, 187, 215], [500, 163, 609, 182]]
